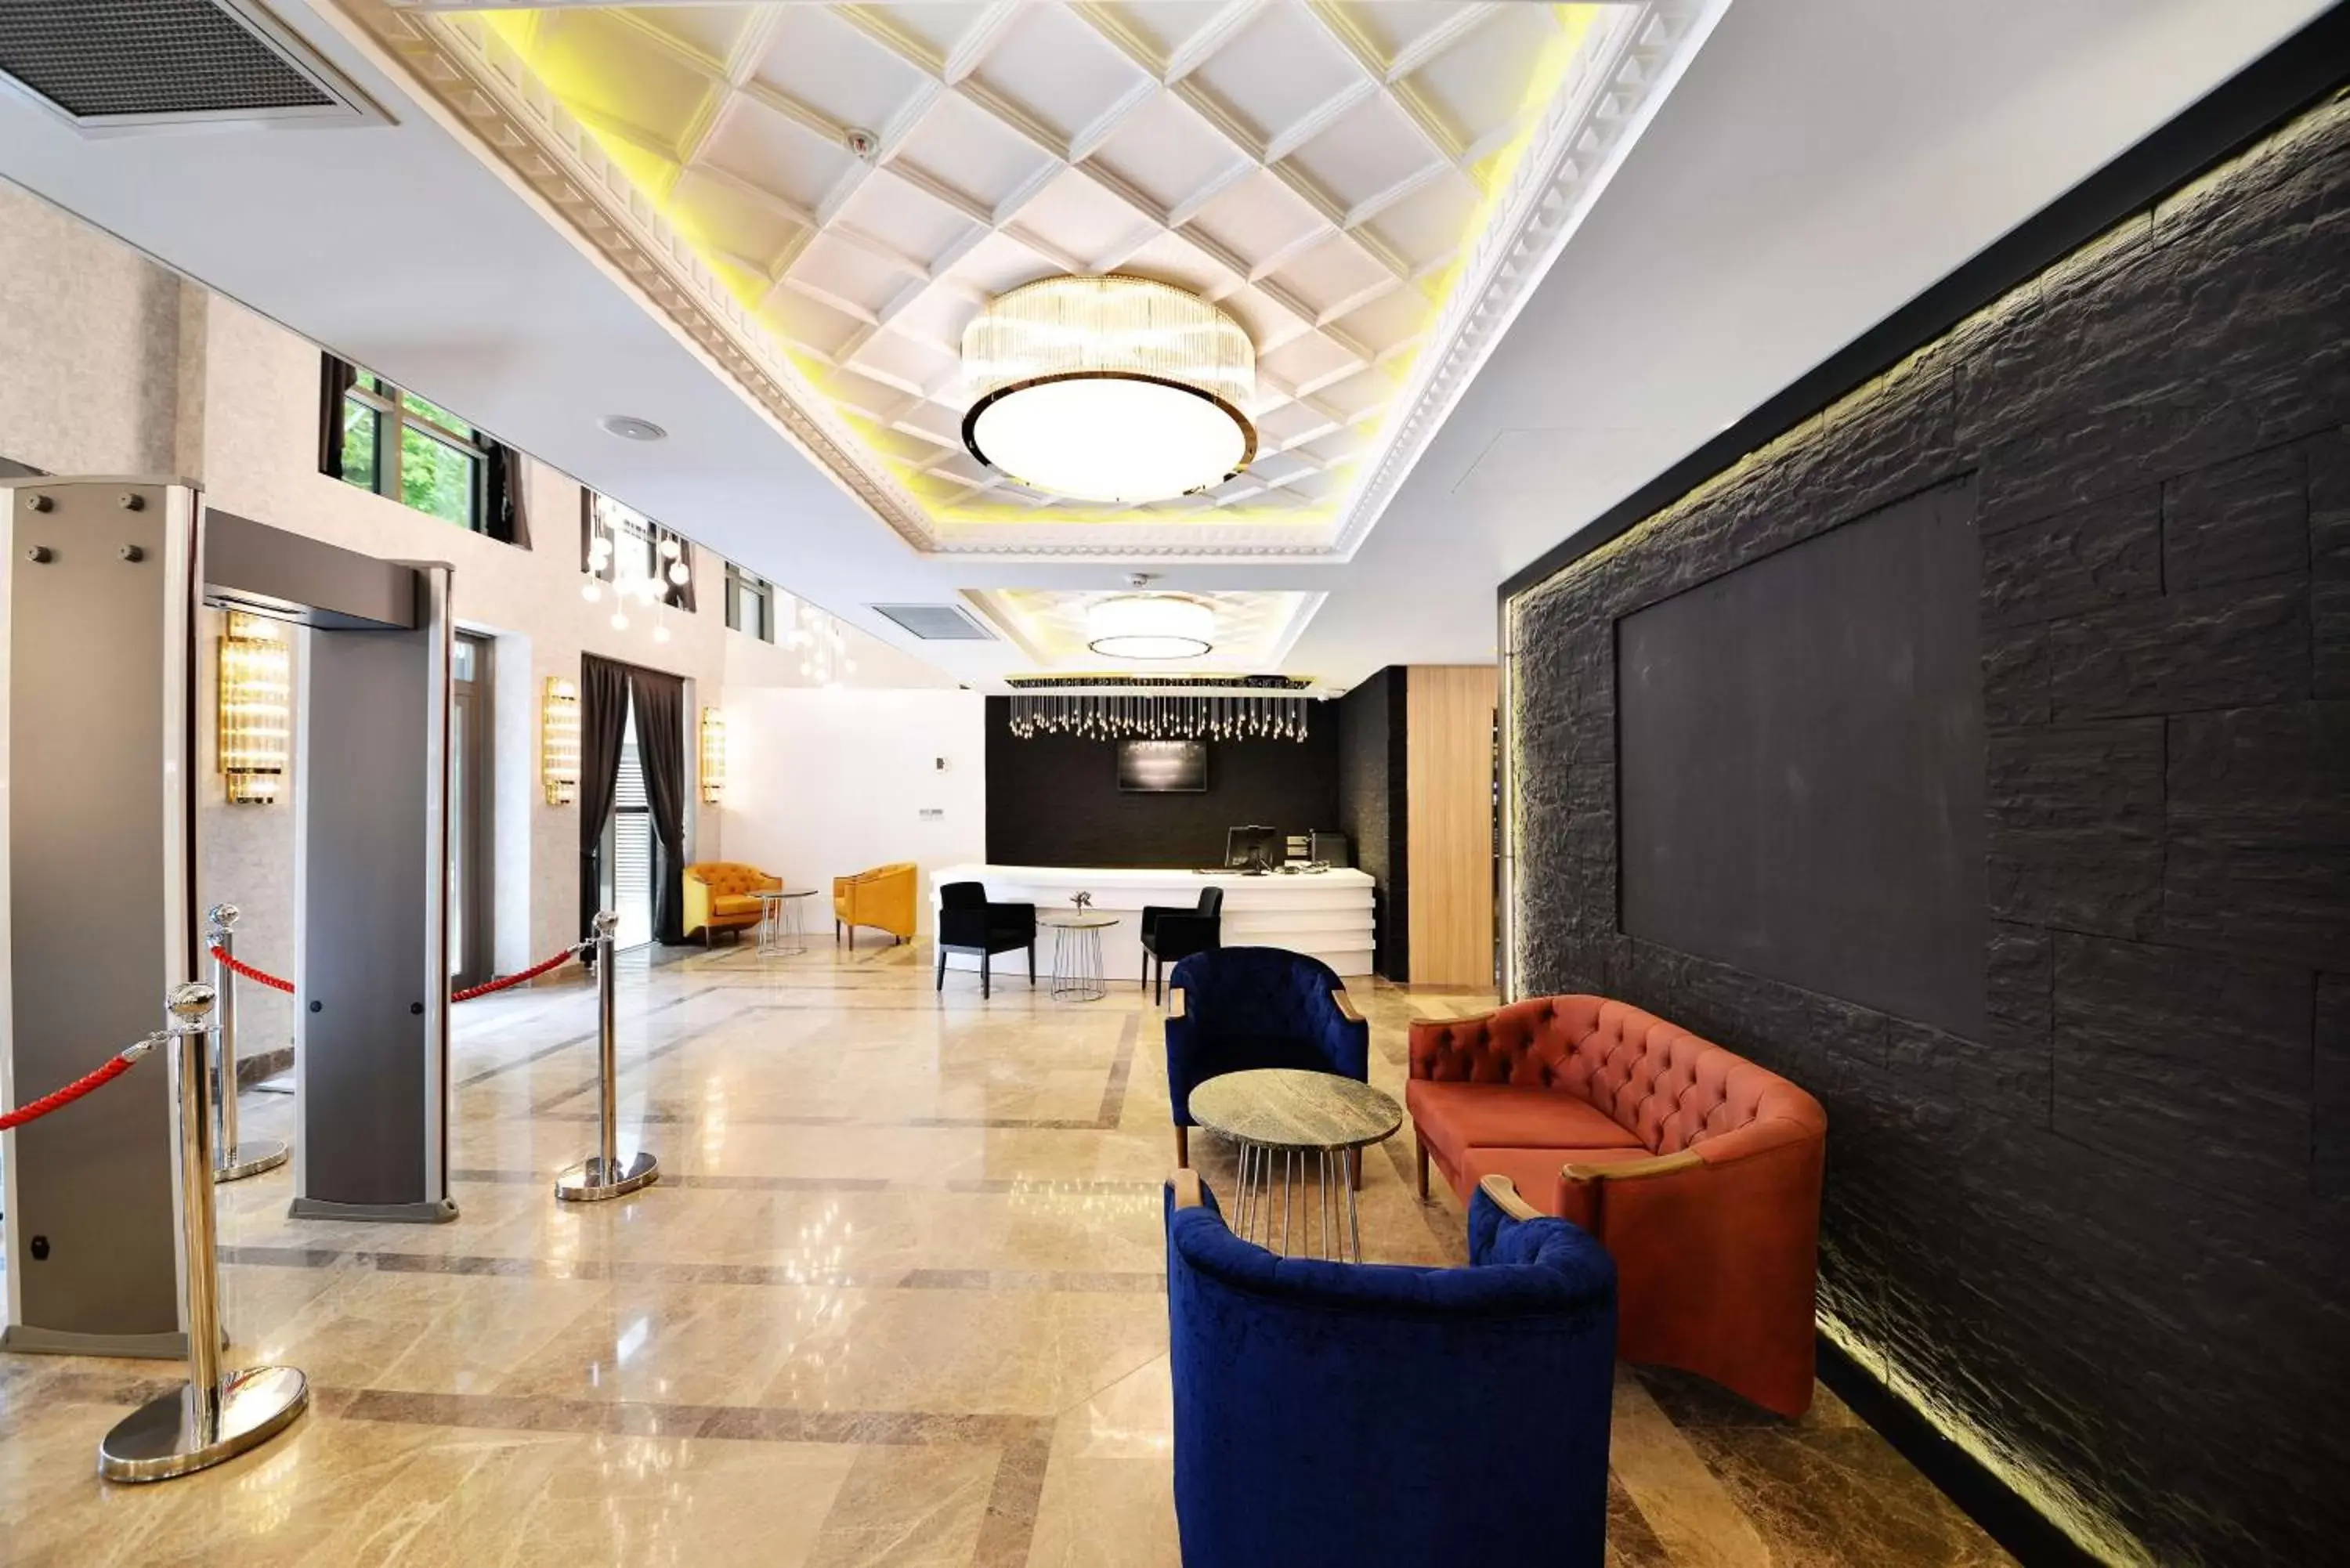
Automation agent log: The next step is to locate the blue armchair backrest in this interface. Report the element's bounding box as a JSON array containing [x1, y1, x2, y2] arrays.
[[1166, 1180, 1616, 1565], [1169, 945, 1340, 1035]]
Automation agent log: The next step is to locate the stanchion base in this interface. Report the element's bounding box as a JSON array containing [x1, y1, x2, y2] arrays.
[[553, 1151, 660, 1203], [99, 1365, 309, 1483], [213, 1140, 291, 1183]]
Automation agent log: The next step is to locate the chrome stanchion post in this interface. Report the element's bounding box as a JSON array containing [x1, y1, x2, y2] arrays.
[[206, 904, 287, 1182], [554, 911, 658, 1202], [100, 984, 309, 1482]]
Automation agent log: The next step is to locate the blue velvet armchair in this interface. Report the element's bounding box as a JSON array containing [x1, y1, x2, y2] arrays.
[[1166, 947, 1369, 1170], [1166, 1171, 1617, 1566]]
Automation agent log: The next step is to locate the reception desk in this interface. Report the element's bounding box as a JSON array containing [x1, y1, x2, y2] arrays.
[[931, 864, 1375, 981]]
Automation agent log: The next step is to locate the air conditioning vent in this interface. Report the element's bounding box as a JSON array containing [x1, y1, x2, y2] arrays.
[[0, 0, 383, 132], [869, 604, 997, 641]]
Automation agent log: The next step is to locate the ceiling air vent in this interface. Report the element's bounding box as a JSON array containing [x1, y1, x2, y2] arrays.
[[0, 0, 383, 132], [869, 604, 997, 642]]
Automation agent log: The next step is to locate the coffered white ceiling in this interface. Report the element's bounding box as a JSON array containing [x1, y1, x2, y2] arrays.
[[341, 0, 1722, 560], [966, 585, 1319, 667], [0, 0, 2327, 692]]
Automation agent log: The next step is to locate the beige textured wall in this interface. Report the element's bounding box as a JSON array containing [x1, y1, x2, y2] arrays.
[[0, 179, 952, 1060]]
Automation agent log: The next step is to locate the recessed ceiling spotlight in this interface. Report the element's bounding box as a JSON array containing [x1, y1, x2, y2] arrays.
[[599, 414, 667, 442]]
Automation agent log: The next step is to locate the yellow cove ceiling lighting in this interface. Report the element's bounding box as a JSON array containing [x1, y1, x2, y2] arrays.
[[962, 276, 1256, 504]]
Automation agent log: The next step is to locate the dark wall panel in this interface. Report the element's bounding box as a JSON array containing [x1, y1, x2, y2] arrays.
[[1618, 481, 1986, 1035], [1336, 670, 1409, 976], [1506, 94, 2349, 1565], [985, 696, 1340, 868]]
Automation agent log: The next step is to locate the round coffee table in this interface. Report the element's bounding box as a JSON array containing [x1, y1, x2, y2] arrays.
[[1037, 911, 1120, 1002], [754, 887, 818, 956], [1187, 1068, 1401, 1261]]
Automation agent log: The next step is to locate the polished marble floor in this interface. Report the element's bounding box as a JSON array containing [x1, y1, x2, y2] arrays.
[[0, 939, 2009, 1565]]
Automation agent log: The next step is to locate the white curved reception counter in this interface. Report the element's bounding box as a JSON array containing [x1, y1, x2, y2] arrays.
[[930, 864, 1375, 982]]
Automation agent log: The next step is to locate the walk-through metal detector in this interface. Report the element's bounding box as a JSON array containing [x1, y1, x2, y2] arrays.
[[2, 477, 455, 1357]]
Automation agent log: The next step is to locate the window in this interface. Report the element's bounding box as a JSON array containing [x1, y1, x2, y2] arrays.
[[725, 564, 774, 642], [582, 493, 692, 610], [331, 367, 487, 531]]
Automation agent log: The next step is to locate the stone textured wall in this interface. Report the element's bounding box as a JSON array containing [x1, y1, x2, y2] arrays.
[[1506, 94, 2348, 1565]]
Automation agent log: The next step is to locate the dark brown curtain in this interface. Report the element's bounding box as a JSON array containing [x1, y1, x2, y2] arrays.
[[577, 655, 631, 946], [481, 440, 532, 548], [319, 354, 357, 479], [628, 670, 690, 945]]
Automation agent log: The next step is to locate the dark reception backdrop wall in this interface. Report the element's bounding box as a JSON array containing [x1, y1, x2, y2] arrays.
[[983, 695, 1340, 869], [1502, 94, 2347, 1563]]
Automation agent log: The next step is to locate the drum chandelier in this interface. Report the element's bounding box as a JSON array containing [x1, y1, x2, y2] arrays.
[[962, 276, 1256, 504]]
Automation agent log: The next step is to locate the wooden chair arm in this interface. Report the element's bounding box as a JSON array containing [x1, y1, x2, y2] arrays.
[[1562, 1149, 1704, 1183], [1331, 988, 1364, 1024], [1167, 988, 1187, 1020], [1477, 1173, 1543, 1222], [1170, 1169, 1204, 1209]]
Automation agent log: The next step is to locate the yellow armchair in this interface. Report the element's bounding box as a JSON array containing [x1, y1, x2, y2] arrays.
[[833, 862, 916, 947], [683, 862, 782, 945]]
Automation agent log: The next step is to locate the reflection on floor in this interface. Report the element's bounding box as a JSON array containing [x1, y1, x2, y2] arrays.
[[0, 941, 2010, 1565]]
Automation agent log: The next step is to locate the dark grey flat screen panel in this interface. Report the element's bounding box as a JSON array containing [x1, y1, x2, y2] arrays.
[[5, 482, 181, 1342], [1616, 481, 1987, 1036], [298, 618, 428, 1205]]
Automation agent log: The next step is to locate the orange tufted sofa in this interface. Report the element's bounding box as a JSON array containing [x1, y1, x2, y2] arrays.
[[1408, 995, 1827, 1417], [682, 862, 782, 945]]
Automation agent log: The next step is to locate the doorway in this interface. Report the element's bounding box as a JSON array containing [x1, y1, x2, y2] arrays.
[[450, 631, 494, 990], [600, 702, 656, 950]]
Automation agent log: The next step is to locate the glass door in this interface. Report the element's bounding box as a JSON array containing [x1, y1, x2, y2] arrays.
[[450, 633, 494, 990]]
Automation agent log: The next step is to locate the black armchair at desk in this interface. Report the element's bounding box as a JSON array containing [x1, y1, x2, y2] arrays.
[[935, 881, 1036, 999], [1139, 887, 1222, 1005]]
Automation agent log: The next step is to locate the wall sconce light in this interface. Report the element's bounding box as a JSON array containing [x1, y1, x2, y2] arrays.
[[700, 706, 727, 804], [543, 677, 581, 805], [219, 612, 291, 804]]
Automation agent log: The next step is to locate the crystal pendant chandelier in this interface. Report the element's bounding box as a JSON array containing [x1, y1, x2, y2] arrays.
[[1007, 692, 1308, 742], [962, 276, 1256, 503]]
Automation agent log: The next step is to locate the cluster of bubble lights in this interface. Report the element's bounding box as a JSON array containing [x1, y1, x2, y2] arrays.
[[1007, 692, 1311, 742]]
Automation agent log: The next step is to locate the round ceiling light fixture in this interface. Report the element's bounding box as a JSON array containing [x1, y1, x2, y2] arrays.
[[1086, 594, 1216, 660], [599, 414, 667, 442], [962, 276, 1256, 504]]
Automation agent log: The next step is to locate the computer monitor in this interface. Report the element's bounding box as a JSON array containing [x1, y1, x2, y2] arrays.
[[1309, 831, 1351, 868], [1224, 825, 1282, 872]]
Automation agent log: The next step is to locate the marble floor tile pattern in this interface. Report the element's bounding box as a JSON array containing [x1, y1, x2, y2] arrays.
[[0, 938, 2010, 1565]]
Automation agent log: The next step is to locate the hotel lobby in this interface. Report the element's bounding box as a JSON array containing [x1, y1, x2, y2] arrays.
[[1, 2, 2345, 1565]]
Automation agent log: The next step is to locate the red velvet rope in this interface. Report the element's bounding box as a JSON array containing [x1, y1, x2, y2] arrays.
[[0, 1042, 150, 1133], [210, 943, 578, 1003], [211, 945, 295, 995], [451, 946, 578, 1003]]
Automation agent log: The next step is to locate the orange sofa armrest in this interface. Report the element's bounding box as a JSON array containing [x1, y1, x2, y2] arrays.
[[1563, 1150, 1703, 1184]]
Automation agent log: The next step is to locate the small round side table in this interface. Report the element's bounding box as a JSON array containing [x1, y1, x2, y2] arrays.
[[755, 888, 819, 956], [1037, 911, 1120, 1003], [1188, 1068, 1402, 1262]]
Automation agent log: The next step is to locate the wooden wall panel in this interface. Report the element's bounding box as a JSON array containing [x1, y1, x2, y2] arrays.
[[1405, 666, 1495, 988]]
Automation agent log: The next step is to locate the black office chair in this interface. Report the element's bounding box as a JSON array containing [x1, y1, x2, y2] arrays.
[[935, 881, 1036, 999], [1139, 887, 1223, 1006]]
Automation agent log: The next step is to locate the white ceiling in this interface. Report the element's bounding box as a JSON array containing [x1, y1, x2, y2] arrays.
[[0, 0, 2330, 692], [458, 2, 1602, 533]]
